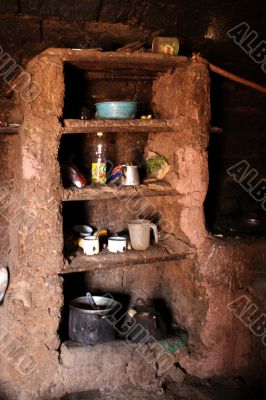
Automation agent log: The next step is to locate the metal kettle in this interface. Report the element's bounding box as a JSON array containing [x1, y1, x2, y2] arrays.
[[121, 165, 140, 186], [123, 298, 167, 342]]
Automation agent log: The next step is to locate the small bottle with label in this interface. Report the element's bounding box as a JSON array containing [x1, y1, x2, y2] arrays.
[[91, 132, 106, 184]]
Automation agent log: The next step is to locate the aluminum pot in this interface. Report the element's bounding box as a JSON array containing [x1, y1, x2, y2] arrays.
[[68, 294, 119, 345]]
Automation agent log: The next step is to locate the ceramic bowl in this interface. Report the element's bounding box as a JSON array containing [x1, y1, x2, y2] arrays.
[[95, 101, 137, 120], [73, 224, 93, 237]]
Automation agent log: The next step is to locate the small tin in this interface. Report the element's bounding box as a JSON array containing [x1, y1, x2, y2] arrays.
[[152, 37, 179, 56]]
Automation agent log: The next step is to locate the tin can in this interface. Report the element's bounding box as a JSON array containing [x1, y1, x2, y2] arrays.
[[152, 37, 179, 56]]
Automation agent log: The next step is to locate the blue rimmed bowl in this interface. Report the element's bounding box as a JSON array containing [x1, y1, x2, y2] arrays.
[[95, 101, 137, 120]]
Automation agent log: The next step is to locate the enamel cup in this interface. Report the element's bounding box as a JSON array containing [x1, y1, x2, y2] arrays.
[[107, 236, 127, 253], [78, 236, 99, 255]]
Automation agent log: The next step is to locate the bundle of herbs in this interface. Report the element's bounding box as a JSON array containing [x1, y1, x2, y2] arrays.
[[143, 151, 170, 180]]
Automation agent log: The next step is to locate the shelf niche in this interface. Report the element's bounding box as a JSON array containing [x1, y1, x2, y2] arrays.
[[63, 61, 154, 120], [58, 130, 148, 188], [9, 49, 211, 397], [61, 194, 185, 261]]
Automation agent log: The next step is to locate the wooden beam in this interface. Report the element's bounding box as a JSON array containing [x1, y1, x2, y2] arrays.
[[62, 119, 180, 134], [61, 181, 179, 202], [0, 126, 19, 135], [60, 241, 194, 274]]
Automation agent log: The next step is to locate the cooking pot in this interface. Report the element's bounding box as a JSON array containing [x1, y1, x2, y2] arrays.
[[68, 294, 119, 345]]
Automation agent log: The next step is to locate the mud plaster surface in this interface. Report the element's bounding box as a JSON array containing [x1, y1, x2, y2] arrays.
[[0, 50, 265, 400]]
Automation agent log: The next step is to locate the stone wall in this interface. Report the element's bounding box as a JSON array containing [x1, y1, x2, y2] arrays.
[[0, 0, 265, 223], [0, 0, 265, 225], [0, 49, 207, 399], [0, 47, 265, 400]]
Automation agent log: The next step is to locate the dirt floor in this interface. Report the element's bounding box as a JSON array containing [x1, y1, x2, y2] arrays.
[[60, 378, 266, 400]]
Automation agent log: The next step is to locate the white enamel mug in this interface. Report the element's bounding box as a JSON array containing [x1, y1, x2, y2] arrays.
[[78, 236, 99, 255], [108, 236, 127, 253]]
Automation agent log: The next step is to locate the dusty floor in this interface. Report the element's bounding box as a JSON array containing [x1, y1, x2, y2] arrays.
[[60, 379, 266, 400], [61, 386, 174, 400]]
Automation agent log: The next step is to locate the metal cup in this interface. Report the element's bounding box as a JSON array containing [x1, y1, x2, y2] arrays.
[[121, 165, 140, 186]]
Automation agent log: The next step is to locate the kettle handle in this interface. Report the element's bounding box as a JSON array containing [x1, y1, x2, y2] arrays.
[[122, 165, 127, 178], [135, 298, 146, 307], [150, 223, 159, 243]]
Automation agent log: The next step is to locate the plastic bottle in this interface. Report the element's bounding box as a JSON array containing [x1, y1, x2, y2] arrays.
[[91, 132, 107, 184]]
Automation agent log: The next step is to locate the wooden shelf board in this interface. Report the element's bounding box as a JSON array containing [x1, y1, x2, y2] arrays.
[[62, 119, 180, 134], [63, 329, 187, 348], [0, 126, 19, 135], [45, 49, 191, 72], [61, 181, 178, 202], [60, 240, 195, 274]]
